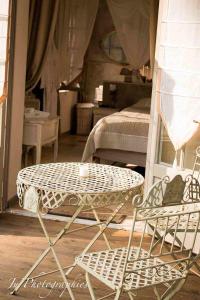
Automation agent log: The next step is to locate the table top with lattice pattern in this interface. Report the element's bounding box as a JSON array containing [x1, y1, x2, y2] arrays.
[[17, 163, 143, 195]]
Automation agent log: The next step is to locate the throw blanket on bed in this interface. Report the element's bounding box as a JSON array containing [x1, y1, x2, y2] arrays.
[[82, 106, 150, 162]]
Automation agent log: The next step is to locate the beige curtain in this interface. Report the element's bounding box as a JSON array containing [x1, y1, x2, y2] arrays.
[[107, 0, 150, 70], [157, 0, 200, 153], [0, 0, 9, 103], [150, 0, 159, 72], [54, 0, 69, 82], [41, 42, 59, 116], [26, 0, 59, 92]]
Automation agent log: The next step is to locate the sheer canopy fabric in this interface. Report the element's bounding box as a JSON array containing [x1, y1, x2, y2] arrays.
[[107, 0, 150, 70], [41, 0, 70, 116], [157, 0, 200, 151], [65, 0, 99, 83], [0, 0, 9, 103], [41, 0, 99, 115]]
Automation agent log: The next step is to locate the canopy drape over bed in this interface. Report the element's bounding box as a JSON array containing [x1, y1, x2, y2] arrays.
[[107, 0, 150, 70], [40, 0, 99, 115], [26, 0, 155, 115]]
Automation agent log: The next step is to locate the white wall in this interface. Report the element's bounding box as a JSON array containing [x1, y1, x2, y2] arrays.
[[7, 0, 29, 199]]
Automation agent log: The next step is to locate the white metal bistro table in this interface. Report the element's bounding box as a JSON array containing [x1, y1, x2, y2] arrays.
[[12, 162, 143, 299]]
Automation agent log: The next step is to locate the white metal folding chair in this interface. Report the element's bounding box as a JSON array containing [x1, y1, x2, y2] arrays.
[[137, 146, 200, 276], [76, 202, 200, 299]]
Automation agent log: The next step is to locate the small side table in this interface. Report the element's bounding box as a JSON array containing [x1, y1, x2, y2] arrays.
[[76, 103, 94, 135], [23, 117, 59, 165]]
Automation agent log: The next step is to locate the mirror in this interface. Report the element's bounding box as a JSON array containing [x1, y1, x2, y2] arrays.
[[101, 31, 128, 65]]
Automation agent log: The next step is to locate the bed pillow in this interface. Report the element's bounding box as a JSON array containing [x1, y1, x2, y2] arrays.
[[122, 97, 151, 112], [133, 97, 151, 109]]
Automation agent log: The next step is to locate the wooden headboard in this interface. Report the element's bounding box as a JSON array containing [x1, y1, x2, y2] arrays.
[[102, 81, 152, 109]]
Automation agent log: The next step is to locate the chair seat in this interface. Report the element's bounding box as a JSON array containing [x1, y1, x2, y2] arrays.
[[76, 247, 186, 291], [137, 204, 200, 231], [148, 216, 200, 231]]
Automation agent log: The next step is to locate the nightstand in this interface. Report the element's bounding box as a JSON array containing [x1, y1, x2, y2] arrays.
[[23, 117, 59, 165]]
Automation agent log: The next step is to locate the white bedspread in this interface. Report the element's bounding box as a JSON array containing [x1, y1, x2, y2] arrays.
[[82, 106, 150, 162]]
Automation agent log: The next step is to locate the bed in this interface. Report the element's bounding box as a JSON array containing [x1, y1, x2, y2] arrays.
[[82, 98, 151, 167]]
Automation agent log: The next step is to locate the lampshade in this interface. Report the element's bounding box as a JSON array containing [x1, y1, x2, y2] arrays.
[[120, 68, 132, 76]]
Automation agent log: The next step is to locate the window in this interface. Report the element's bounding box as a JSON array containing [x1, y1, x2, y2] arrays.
[[159, 120, 200, 169], [101, 31, 128, 64]]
